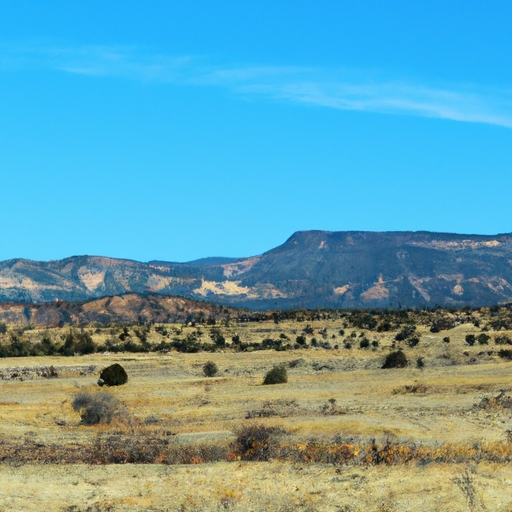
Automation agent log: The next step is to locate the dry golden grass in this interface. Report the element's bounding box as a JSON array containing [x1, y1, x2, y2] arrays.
[[1, 316, 512, 510], [1, 461, 512, 511]]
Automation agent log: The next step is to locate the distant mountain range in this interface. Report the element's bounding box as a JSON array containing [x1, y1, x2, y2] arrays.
[[1, 230, 512, 309]]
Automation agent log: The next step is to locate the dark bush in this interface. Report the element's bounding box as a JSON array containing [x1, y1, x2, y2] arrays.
[[359, 337, 370, 349], [263, 365, 288, 385], [416, 356, 425, 369], [395, 325, 416, 341], [72, 391, 127, 425], [99, 363, 128, 386], [231, 424, 285, 461], [495, 335, 512, 345], [430, 317, 456, 333], [465, 334, 476, 346], [203, 361, 218, 377], [74, 330, 96, 354], [295, 335, 307, 345], [477, 333, 490, 345], [303, 324, 314, 335], [407, 336, 420, 347], [498, 349, 512, 360], [33, 336, 58, 356], [443, 337, 451, 343], [382, 350, 408, 369], [210, 328, 226, 347], [59, 329, 97, 356]]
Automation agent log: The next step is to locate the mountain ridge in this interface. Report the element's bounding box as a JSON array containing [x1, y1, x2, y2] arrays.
[[1, 230, 512, 309]]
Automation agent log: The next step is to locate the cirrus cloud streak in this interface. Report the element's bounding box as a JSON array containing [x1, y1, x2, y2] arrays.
[[1, 43, 511, 128]]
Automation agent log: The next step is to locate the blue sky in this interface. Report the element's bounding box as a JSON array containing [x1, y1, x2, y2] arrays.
[[1, 1, 511, 262]]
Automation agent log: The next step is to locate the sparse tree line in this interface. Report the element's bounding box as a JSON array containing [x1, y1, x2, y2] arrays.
[[0, 303, 511, 359]]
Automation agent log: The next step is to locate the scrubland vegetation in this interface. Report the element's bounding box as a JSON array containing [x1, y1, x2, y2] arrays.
[[1, 304, 512, 510]]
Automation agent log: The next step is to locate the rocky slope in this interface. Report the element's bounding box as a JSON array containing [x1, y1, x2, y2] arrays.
[[1, 230, 512, 308]]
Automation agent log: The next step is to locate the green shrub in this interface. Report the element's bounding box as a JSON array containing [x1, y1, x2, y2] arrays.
[[295, 335, 307, 345], [477, 333, 490, 345], [99, 363, 128, 386], [465, 334, 476, 346], [382, 350, 408, 369], [395, 325, 416, 341], [60, 329, 97, 356], [203, 361, 218, 377], [359, 338, 370, 349], [498, 349, 512, 360], [407, 336, 420, 347], [263, 365, 288, 385]]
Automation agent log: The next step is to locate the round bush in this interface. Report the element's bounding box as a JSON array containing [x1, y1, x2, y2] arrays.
[[99, 363, 128, 386], [263, 365, 288, 385], [203, 361, 218, 377], [382, 350, 408, 369]]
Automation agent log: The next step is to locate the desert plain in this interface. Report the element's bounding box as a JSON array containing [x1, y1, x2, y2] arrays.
[[1, 308, 512, 511]]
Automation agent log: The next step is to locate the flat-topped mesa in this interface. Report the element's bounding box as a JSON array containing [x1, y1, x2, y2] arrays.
[[0, 230, 511, 308]]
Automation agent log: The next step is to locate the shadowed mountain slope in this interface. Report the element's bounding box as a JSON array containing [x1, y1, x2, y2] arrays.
[[1, 230, 512, 308]]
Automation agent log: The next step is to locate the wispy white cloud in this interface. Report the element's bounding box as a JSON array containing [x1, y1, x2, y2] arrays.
[[1, 43, 511, 128]]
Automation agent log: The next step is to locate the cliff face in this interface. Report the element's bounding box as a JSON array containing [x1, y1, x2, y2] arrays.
[[1, 230, 512, 309]]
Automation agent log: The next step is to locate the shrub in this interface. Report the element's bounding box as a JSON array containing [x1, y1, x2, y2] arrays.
[[59, 329, 97, 356], [210, 328, 226, 347], [72, 391, 127, 425], [203, 361, 218, 377], [416, 357, 425, 369], [465, 334, 476, 346], [99, 363, 128, 386], [359, 337, 370, 349], [295, 335, 307, 345], [302, 324, 314, 335], [498, 349, 512, 360], [407, 336, 420, 347], [263, 365, 288, 385], [430, 317, 456, 333], [231, 424, 285, 461], [74, 330, 96, 354], [395, 325, 416, 341], [382, 350, 408, 369], [477, 333, 490, 345], [443, 336, 451, 343], [34, 336, 58, 356]]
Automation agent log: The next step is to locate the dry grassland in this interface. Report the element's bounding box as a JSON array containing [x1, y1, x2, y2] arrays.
[[1, 316, 512, 510]]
